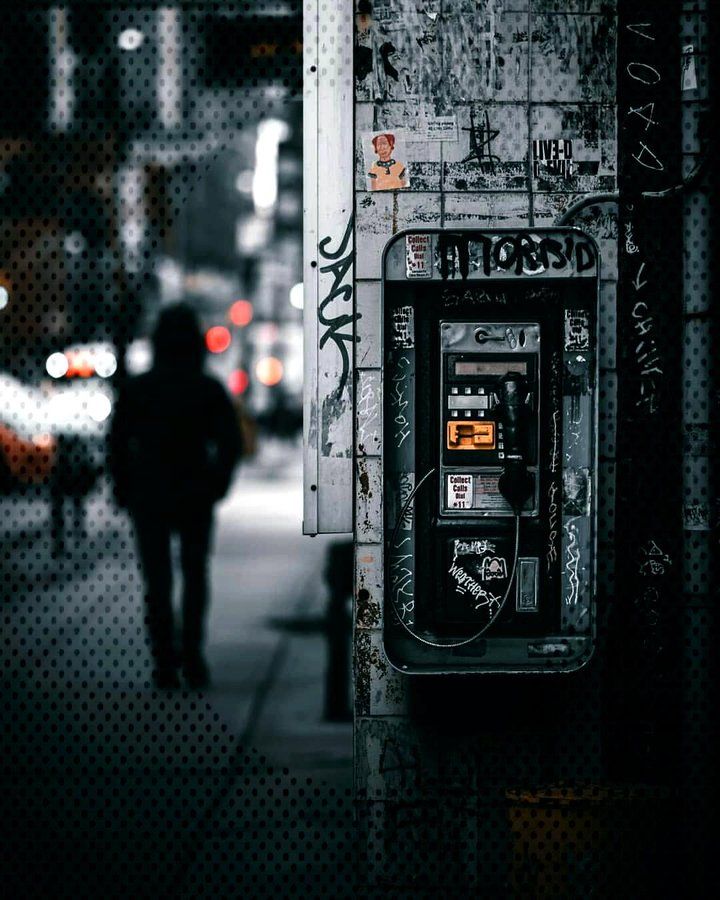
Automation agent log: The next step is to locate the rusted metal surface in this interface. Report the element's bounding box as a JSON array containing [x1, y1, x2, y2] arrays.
[[355, 631, 407, 717], [355, 543, 384, 630], [356, 456, 383, 543]]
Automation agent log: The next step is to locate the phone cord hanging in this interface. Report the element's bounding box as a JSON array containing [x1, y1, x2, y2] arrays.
[[389, 468, 521, 649]]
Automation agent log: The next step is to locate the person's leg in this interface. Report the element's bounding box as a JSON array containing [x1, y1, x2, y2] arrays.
[[178, 504, 213, 686], [50, 437, 66, 558], [133, 510, 177, 686], [50, 487, 65, 557], [72, 495, 86, 545]]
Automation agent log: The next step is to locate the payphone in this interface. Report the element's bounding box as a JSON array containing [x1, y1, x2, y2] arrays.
[[382, 229, 599, 673]]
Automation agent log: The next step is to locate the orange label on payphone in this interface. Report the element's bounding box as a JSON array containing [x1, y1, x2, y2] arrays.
[[447, 421, 496, 450]]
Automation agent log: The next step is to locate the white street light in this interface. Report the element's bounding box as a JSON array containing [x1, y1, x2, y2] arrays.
[[289, 282, 304, 310]]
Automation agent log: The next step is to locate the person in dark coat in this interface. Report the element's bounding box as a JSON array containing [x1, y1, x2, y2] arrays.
[[109, 304, 242, 689]]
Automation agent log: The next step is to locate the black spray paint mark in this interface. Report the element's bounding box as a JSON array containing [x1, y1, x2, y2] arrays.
[[318, 214, 360, 395], [461, 108, 500, 174], [379, 42, 399, 81], [438, 231, 596, 279], [438, 233, 471, 280]]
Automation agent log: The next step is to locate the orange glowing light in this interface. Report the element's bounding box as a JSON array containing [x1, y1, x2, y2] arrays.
[[255, 356, 284, 387], [228, 369, 249, 395], [206, 326, 232, 354], [229, 300, 253, 328], [65, 349, 95, 378]]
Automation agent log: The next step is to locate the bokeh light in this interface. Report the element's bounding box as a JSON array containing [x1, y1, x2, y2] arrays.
[[206, 326, 232, 354], [46, 352, 69, 379], [289, 282, 303, 310], [229, 300, 254, 327], [255, 356, 283, 387], [228, 369, 250, 395]]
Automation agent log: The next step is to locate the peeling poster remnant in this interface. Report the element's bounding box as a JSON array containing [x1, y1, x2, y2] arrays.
[[355, 0, 401, 102], [533, 139, 574, 179], [681, 45, 697, 92], [391, 306, 415, 347], [409, 115, 458, 143]]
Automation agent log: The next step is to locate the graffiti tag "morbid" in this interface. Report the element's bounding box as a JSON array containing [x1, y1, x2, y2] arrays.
[[438, 231, 596, 278]]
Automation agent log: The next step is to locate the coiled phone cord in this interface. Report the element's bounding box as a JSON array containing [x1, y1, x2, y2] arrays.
[[389, 467, 521, 649]]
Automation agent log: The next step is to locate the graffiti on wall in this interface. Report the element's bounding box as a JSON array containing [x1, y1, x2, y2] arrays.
[[318, 214, 360, 395], [461, 109, 501, 174]]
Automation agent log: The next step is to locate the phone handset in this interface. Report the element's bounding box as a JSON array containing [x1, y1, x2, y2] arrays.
[[497, 373, 534, 514]]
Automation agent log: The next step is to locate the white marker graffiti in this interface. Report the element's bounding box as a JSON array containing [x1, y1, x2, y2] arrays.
[[549, 353, 561, 473], [480, 556, 508, 581], [638, 539, 672, 577], [391, 535, 414, 624], [564, 518, 581, 606], [390, 356, 412, 447], [455, 539, 496, 556], [398, 472, 414, 530], [449, 542, 502, 612], [357, 375, 379, 451], [448, 560, 502, 611], [547, 481, 560, 571]]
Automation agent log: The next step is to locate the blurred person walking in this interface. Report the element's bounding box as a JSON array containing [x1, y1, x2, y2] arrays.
[[50, 434, 99, 557], [109, 304, 242, 689]]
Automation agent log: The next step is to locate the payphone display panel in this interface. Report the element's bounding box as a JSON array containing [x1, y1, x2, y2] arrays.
[[381, 229, 599, 675]]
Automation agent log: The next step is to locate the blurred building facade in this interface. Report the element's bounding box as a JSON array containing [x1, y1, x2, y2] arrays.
[[1, 3, 304, 459]]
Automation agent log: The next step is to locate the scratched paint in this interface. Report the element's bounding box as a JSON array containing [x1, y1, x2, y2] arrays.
[[355, 1, 532, 107], [531, 13, 616, 103]]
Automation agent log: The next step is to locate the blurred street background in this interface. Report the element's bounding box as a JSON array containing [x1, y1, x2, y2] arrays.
[[1, 5, 355, 892]]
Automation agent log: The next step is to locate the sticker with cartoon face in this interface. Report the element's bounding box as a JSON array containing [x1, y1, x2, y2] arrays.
[[364, 131, 410, 191]]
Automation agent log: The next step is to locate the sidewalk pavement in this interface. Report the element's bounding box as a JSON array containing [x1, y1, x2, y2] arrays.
[[1, 441, 355, 896]]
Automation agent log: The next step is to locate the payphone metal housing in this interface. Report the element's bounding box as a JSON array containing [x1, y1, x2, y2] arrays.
[[381, 228, 600, 674]]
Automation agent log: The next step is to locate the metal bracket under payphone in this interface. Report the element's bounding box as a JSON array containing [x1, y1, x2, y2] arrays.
[[382, 228, 599, 674]]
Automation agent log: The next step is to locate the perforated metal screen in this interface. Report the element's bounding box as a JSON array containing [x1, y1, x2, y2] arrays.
[[1, 1, 717, 897]]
